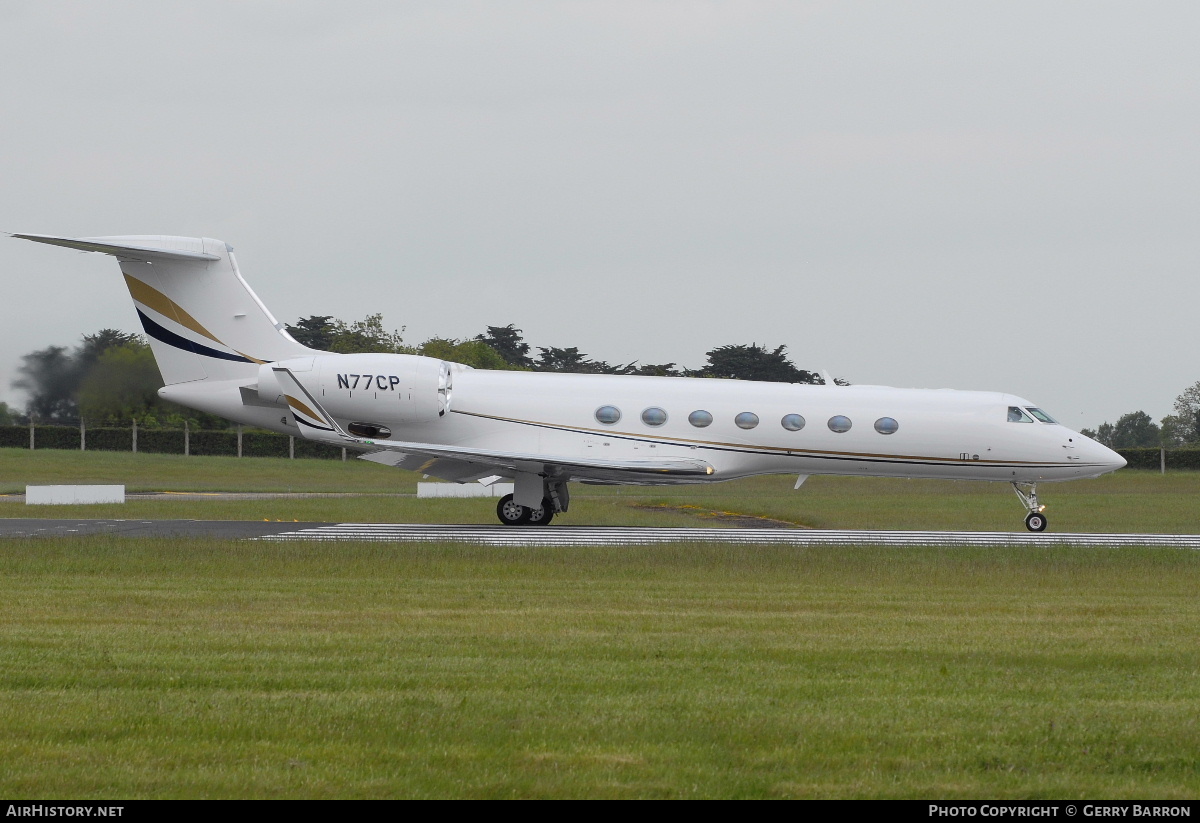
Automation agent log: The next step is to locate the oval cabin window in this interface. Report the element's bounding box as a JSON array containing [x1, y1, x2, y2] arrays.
[[828, 415, 852, 433], [874, 417, 899, 435], [781, 414, 806, 431], [641, 407, 668, 427], [735, 412, 759, 430], [688, 410, 713, 428], [595, 405, 621, 425]]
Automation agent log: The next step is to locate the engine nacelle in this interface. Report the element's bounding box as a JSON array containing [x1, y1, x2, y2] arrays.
[[257, 353, 452, 431]]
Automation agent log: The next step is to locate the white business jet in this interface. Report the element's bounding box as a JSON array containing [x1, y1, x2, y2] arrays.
[[16, 233, 1125, 531]]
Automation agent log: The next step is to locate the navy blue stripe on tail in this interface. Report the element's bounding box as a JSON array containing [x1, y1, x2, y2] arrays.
[[136, 309, 253, 364]]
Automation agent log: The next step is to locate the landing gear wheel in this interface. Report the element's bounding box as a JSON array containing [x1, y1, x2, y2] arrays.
[[496, 494, 531, 526], [1012, 482, 1048, 533], [525, 498, 555, 526]]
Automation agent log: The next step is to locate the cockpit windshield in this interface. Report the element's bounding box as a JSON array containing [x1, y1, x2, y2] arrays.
[[1026, 408, 1058, 424], [1007, 406, 1034, 423]]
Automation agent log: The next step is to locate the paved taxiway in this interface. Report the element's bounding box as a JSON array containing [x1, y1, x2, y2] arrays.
[[1, 519, 1199, 548]]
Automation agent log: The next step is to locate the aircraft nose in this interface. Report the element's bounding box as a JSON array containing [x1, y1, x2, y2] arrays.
[[1083, 437, 1126, 474], [1102, 445, 1127, 472]]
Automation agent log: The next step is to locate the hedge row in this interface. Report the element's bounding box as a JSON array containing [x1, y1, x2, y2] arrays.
[[0, 425, 347, 459], [1116, 448, 1200, 471]]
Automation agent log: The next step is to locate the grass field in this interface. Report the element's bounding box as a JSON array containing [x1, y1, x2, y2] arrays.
[[2, 448, 1200, 798], [1, 538, 1199, 798]]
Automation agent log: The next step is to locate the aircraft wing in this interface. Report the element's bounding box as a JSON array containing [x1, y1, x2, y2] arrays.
[[354, 439, 715, 482], [272, 366, 714, 484]]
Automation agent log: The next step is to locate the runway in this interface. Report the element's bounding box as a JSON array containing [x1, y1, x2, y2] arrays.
[[257, 523, 1200, 548], [1, 518, 1199, 548]]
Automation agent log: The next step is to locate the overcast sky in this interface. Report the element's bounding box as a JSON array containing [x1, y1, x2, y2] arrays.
[[2, 1, 1197, 428]]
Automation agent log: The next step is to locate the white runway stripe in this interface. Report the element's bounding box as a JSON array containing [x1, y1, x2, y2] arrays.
[[254, 524, 1200, 548]]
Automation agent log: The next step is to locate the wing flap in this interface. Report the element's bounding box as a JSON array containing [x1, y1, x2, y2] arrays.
[[358, 438, 714, 479], [359, 450, 503, 483]]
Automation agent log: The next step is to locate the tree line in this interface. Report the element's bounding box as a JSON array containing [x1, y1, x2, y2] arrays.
[[284, 315, 824, 382], [7, 313, 1197, 447], [2, 314, 828, 428], [1080, 384, 1200, 449], [1, 329, 229, 429]]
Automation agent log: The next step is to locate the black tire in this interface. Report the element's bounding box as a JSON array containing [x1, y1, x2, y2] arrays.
[[1025, 512, 1048, 532], [525, 498, 555, 526], [496, 494, 530, 526]]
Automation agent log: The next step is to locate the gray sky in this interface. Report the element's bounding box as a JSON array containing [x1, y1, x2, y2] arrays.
[[2, 1, 1197, 429]]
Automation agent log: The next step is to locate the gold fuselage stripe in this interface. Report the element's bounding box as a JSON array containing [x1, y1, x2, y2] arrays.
[[452, 409, 1068, 467]]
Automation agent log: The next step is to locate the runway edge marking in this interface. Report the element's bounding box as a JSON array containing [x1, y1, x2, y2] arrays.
[[252, 525, 1200, 548]]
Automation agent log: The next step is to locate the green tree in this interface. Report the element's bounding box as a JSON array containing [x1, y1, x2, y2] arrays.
[[619, 362, 682, 377], [697, 343, 819, 384], [77, 343, 164, 425], [0, 401, 17, 425], [12, 345, 79, 421], [475, 325, 534, 368], [418, 337, 513, 370], [10, 330, 228, 428], [11, 329, 152, 421], [1109, 411, 1161, 448], [534, 346, 618, 374], [285, 314, 411, 353], [285, 315, 337, 349], [1170, 381, 1200, 445], [328, 314, 412, 354], [1159, 415, 1190, 448], [1083, 422, 1116, 447], [77, 329, 143, 369]]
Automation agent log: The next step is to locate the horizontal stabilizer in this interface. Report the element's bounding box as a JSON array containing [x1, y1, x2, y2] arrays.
[[13, 233, 220, 262]]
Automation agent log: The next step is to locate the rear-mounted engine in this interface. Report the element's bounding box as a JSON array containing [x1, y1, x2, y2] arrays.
[[256, 353, 452, 426]]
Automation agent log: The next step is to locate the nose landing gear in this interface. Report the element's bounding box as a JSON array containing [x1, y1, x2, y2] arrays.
[[1012, 482, 1048, 532]]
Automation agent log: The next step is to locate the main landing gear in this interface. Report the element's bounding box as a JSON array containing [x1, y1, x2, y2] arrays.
[[496, 478, 569, 526], [496, 494, 555, 526], [1012, 482, 1048, 532]]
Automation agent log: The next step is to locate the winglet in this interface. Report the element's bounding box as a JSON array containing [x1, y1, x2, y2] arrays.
[[272, 367, 348, 440]]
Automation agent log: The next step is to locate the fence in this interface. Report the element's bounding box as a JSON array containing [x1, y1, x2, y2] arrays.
[[2, 424, 1196, 469], [0, 422, 347, 460]]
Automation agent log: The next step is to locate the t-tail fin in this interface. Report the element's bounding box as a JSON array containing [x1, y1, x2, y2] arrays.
[[15, 234, 314, 385]]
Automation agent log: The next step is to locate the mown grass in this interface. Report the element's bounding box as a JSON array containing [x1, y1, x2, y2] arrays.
[[0, 447, 410, 494], [1, 538, 1199, 798], [2, 447, 1198, 533]]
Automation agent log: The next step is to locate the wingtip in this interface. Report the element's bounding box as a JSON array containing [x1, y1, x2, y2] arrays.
[[12, 232, 79, 246]]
